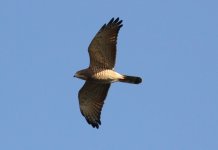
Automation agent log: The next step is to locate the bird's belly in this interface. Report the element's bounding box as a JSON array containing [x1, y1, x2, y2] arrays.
[[91, 70, 123, 83]]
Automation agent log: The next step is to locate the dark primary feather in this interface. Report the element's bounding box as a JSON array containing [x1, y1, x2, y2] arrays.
[[100, 17, 123, 31]]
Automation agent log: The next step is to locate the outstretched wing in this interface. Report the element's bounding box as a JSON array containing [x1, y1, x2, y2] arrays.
[[78, 81, 111, 128], [88, 18, 123, 69]]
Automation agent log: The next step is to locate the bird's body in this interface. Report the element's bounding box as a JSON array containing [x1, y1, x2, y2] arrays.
[[74, 18, 142, 128], [75, 68, 123, 83]]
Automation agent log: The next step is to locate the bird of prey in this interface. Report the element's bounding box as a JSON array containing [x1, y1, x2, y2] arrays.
[[74, 18, 142, 128]]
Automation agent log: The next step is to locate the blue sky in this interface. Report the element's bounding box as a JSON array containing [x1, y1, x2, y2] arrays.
[[0, 0, 218, 149]]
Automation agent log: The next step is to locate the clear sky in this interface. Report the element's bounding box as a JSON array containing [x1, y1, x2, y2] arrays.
[[0, 0, 218, 150]]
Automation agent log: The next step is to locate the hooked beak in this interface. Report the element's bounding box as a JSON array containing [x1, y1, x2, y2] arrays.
[[74, 73, 78, 78]]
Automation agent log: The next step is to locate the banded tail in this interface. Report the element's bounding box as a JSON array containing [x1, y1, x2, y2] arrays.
[[119, 75, 142, 84]]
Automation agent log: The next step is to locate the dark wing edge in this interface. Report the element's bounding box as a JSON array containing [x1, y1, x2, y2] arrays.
[[99, 17, 123, 33], [78, 81, 111, 129], [88, 17, 123, 69]]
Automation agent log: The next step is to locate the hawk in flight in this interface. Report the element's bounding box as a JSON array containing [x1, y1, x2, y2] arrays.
[[74, 18, 142, 128]]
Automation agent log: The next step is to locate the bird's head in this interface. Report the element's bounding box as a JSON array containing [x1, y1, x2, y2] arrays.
[[74, 69, 90, 80]]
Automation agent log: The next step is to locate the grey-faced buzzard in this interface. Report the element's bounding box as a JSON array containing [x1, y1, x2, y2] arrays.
[[74, 18, 142, 128]]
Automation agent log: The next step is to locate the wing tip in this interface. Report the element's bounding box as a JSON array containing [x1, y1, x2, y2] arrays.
[[81, 111, 101, 129], [108, 17, 123, 25], [100, 17, 123, 30], [87, 118, 101, 129], [108, 17, 115, 24]]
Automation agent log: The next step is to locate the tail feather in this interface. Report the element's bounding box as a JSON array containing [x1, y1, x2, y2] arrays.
[[119, 75, 142, 84]]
